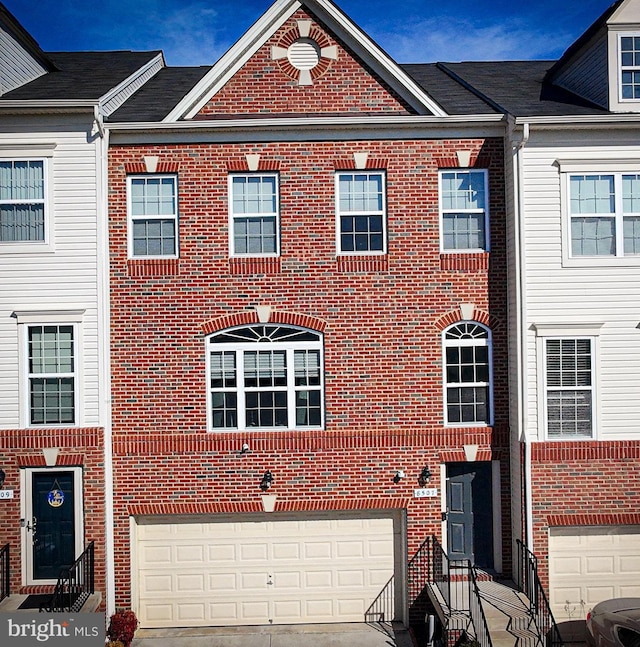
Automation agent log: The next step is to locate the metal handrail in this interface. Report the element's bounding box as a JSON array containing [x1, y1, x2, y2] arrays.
[[515, 539, 564, 647], [468, 560, 493, 647], [365, 575, 395, 623], [40, 541, 95, 613], [0, 543, 9, 601]]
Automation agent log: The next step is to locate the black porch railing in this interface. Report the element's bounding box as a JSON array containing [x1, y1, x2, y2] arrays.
[[515, 539, 563, 647], [0, 543, 9, 601], [365, 575, 395, 623], [40, 541, 95, 613]]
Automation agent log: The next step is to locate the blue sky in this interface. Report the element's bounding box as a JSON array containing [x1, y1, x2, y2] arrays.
[[4, 0, 615, 66]]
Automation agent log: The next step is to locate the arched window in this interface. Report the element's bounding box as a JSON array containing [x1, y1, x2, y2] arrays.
[[207, 324, 323, 430], [443, 322, 492, 425]]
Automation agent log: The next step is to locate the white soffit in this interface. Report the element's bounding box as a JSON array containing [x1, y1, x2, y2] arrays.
[[164, 0, 447, 122]]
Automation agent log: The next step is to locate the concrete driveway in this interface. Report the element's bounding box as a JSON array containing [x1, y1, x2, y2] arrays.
[[131, 622, 416, 647]]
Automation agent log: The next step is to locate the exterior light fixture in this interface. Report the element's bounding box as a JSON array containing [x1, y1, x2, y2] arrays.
[[0, 469, 4, 488], [260, 471, 274, 491], [394, 470, 405, 483], [418, 466, 432, 487]]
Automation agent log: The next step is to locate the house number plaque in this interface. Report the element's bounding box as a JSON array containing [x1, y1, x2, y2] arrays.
[[0, 489, 14, 499]]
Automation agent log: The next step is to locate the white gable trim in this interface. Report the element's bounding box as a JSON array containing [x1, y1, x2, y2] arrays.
[[164, 0, 446, 122]]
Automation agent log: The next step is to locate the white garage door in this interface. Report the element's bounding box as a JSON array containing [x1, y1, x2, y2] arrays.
[[549, 525, 640, 620], [134, 512, 398, 628]]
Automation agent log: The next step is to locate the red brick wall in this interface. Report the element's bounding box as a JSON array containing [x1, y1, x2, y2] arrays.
[[108, 136, 510, 608], [196, 9, 412, 116], [529, 440, 640, 587], [0, 428, 106, 604]]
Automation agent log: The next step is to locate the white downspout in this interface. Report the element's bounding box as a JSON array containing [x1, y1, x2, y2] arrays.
[[94, 106, 115, 616], [512, 121, 533, 549]]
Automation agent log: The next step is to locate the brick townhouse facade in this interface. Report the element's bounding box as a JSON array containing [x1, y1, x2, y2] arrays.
[[105, 0, 510, 628]]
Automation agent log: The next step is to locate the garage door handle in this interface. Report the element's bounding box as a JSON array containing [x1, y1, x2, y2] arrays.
[[267, 575, 273, 585]]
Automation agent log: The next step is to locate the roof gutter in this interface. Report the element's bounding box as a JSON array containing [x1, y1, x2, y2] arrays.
[[515, 114, 640, 126], [94, 106, 105, 138], [108, 113, 505, 132]]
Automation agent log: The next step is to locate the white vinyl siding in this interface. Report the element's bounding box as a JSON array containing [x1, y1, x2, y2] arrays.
[[0, 25, 47, 95], [0, 121, 104, 429], [519, 135, 640, 441]]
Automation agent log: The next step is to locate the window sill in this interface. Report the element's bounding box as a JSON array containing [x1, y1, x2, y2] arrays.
[[440, 252, 489, 271], [127, 258, 180, 277], [336, 255, 388, 272], [229, 257, 281, 274]]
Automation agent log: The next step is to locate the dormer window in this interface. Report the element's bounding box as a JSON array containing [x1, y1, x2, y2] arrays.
[[619, 35, 640, 100]]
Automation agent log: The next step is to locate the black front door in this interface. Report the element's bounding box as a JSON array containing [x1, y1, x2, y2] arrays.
[[446, 462, 493, 569], [31, 471, 75, 580]]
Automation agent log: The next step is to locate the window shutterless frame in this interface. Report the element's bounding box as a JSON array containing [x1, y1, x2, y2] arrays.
[[442, 322, 493, 426], [0, 156, 52, 252], [228, 173, 280, 257], [206, 324, 324, 432], [618, 33, 640, 102], [126, 174, 179, 259], [335, 171, 387, 255], [439, 169, 489, 253]]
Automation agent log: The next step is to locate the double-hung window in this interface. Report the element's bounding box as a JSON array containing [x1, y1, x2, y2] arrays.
[[207, 325, 323, 430], [440, 170, 489, 252], [443, 322, 492, 425], [0, 160, 46, 243], [544, 338, 594, 438], [128, 175, 178, 258], [336, 172, 386, 254], [27, 324, 76, 425], [620, 35, 640, 100], [230, 174, 279, 256], [569, 173, 640, 256]]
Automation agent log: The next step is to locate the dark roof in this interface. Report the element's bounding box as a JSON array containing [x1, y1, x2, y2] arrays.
[[401, 64, 499, 115], [0, 51, 162, 101], [108, 66, 211, 122], [435, 61, 608, 117]]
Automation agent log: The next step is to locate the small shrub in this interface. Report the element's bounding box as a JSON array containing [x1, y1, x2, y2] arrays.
[[107, 610, 138, 647]]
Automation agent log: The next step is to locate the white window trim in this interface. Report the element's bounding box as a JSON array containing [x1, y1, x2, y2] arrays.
[[335, 171, 387, 256], [558, 159, 640, 267], [206, 328, 324, 432], [438, 168, 490, 254], [126, 174, 179, 259], [617, 32, 640, 104], [15, 310, 85, 428], [534, 323, 602, 441], [0, 149, 55, 254], [228, 173, 280, 258], [441, 322, 494, 427]]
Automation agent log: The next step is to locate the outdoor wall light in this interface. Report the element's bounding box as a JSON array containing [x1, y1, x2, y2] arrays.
[[418, 466, 432, 487], [260, 471, 274, 491], [240, 443, 250, 454], [394, 470, 405, 483], [0, 469, 4, 488]]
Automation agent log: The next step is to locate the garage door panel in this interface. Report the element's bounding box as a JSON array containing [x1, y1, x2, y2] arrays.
[[135, 513, 396, 628], [549, 525, 640, 620]]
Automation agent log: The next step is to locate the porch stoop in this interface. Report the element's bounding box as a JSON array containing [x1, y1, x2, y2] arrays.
[[477, 579, 538, 647], [0, 592, 102, 613]]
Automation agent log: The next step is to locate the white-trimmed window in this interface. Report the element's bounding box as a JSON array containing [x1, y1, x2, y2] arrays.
[[440, 169, 489, 252], [620, 35, 640, 101], [27, 324, 76, 425], [0, 160, 46, 242], [543, 338, 594, 439], [229, 174, 279, 256], [336, 172, 386, 254], [207, 324, 323, 431], [128, 175, 178, 258], [569, 173, 640, 256], [443, 322, 492, 425]]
